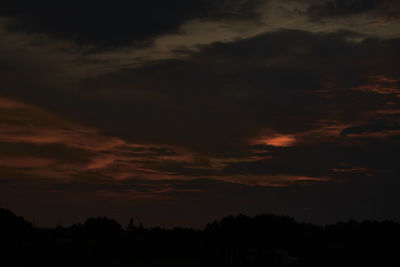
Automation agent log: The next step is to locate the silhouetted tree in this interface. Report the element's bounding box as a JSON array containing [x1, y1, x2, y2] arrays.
[[127, 217, 135, 231], [2, 207, 400, 267]]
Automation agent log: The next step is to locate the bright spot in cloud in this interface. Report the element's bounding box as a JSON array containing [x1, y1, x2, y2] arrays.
[[258, 135, 297, 147]]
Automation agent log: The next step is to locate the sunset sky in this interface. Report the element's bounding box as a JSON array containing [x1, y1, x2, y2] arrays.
[[1, 0, 400, 227]]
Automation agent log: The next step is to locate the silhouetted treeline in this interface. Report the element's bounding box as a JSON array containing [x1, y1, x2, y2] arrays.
[[1, 208, 399, 267]]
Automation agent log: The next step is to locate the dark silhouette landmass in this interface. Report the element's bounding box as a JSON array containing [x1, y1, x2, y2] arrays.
[[1, 208, 399, 267]]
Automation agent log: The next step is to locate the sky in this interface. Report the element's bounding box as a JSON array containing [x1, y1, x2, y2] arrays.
[[0, 0, 400, 228]]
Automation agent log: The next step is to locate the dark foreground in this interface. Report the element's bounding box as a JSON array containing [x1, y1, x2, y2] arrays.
[[1, 208, 399, 267]]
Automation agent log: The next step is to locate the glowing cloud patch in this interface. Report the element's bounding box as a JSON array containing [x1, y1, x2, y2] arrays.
[[259, 135, 297, 147]]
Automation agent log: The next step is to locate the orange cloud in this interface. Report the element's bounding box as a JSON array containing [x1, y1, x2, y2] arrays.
[[263, 135, 297, 147], [376, 109, 400, 115], [353, 75, 400, 97], [250, 123, 348, 148], [332, 166, 374, 176], [216, 174, 330, 187], [0, 96, 335, 198], [250, 134, 297, 147], [0, 96, 195, 183]]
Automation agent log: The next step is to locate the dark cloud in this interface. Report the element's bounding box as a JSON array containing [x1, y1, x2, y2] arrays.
[[0, 0, 265, 49], [3, 29, 400, 158], [59, 30, 397, 156], [308, 0, 382, 19], [341, 119, 400, 135]]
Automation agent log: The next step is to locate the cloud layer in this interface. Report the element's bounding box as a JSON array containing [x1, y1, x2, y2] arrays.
[[0, 0, 265, 49]]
